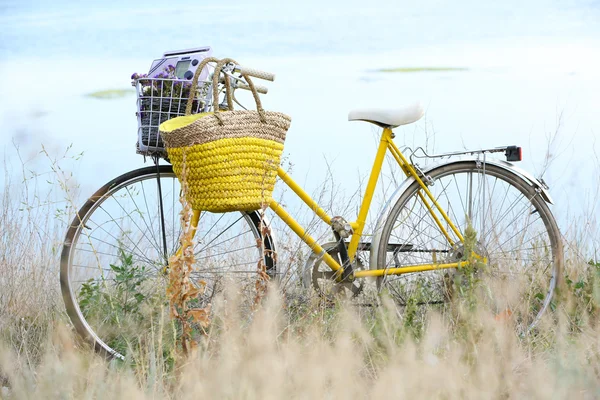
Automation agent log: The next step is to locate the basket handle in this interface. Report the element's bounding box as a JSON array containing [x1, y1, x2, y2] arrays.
[[185, 56, 267, 123], [185, 56, 219, 115], [212, 58, 267, 123], [212, 58, 235, 113]]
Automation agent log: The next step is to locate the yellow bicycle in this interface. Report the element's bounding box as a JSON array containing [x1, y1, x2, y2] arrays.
[[60, 60, 563, 359]]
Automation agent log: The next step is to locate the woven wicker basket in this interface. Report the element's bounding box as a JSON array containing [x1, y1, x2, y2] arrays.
[[159, 57, 291, 212]]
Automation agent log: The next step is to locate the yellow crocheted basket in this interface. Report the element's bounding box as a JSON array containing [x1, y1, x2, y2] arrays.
[[159, 57, 291, 213]]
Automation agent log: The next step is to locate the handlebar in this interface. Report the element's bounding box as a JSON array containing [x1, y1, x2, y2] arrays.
[[237, 83, 269, 94], [235, 66, 276, 82]]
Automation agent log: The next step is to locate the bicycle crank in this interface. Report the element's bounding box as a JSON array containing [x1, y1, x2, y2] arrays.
[[303, 242, 366, 300]]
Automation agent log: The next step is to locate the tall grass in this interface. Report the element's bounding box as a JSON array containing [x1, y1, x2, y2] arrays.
[[1, 147, 600, 399], [0, 153, 66, 370], [2, 280, 600, 398]]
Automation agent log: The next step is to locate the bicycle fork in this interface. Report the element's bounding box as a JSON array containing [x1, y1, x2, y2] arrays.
[[154, 158, 170, 266]]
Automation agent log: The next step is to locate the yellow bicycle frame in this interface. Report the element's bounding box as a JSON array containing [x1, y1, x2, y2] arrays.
[[266, 128, 472, 280]]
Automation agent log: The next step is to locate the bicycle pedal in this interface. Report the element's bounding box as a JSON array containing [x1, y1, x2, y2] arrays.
[[331, 216, 353, 239]]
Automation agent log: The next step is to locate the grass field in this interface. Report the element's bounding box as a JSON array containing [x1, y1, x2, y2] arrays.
[[1, 149, 599, 399]]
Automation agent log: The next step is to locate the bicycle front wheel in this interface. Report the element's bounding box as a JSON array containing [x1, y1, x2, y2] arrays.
[[60, 165, 275, 359], [376, 161, 563, 331]]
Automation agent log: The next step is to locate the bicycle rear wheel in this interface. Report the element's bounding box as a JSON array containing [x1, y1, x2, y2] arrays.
[[60, 165, 275, 359], [376, 161, 563, 331]]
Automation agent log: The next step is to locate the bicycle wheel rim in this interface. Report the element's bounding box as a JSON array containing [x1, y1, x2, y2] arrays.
[[376, 161, 563, 331], [60, 165, 274, 359]]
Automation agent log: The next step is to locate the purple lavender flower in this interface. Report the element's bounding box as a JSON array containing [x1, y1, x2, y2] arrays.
[[131, 72, 139, 79]]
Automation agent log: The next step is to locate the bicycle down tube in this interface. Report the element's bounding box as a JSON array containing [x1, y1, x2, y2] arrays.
[[267, 128, 470, 279]]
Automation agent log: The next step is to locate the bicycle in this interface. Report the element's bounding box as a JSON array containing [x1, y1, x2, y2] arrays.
[[60, 55, 563, 360]]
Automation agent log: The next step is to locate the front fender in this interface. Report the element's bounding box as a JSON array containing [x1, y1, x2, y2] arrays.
[[368, 158, 553, 269]]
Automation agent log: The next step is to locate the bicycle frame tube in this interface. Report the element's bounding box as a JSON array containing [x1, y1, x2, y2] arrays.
[[269, 127, 467, 278], [386, 140, 465, 244], [269, 199, 342, 273], [354, 260, 466, 277], [345, 128, 391, 259], [272, 129, 392, 266], [276, 169, 333, 226]]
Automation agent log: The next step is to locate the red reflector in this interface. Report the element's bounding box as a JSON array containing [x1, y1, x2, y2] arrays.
[[505, 146, 522, 162]]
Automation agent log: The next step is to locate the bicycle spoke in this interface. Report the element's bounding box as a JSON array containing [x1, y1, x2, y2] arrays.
[[196, 215, 245, 253], [195, 244, 257, 260], [84, 217, 156, 265], [73, 247, 124, 258], [195, 213, 227, 246], [487, 223, 548, 256], [71, 264, 113, 273], [190, 260, 259, 273], [138, 180, 162, 255], [95, 206, 157, 264], [110, 194, 161, 256], [480, 191, 528, 240]]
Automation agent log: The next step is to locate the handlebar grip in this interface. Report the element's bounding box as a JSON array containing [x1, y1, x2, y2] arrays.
[[237, 66, 276, 82], [237, 83, 268, 94]]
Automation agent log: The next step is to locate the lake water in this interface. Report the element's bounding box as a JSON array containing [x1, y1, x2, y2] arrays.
[[1, 0, 599, 243]]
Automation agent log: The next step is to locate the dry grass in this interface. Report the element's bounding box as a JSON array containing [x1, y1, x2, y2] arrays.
[[1, 148, 600, 399], [1, 280, 600, 399]]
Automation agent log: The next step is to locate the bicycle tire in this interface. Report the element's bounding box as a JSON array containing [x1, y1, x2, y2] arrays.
[[375, 160, 563, 331], [60, 165, 275, 359]]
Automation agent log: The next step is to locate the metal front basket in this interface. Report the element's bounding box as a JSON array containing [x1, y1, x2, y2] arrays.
[[134, 78, 210, 157]]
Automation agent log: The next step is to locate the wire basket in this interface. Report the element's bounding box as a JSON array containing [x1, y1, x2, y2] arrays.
[[134, 78, 210, 157]]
